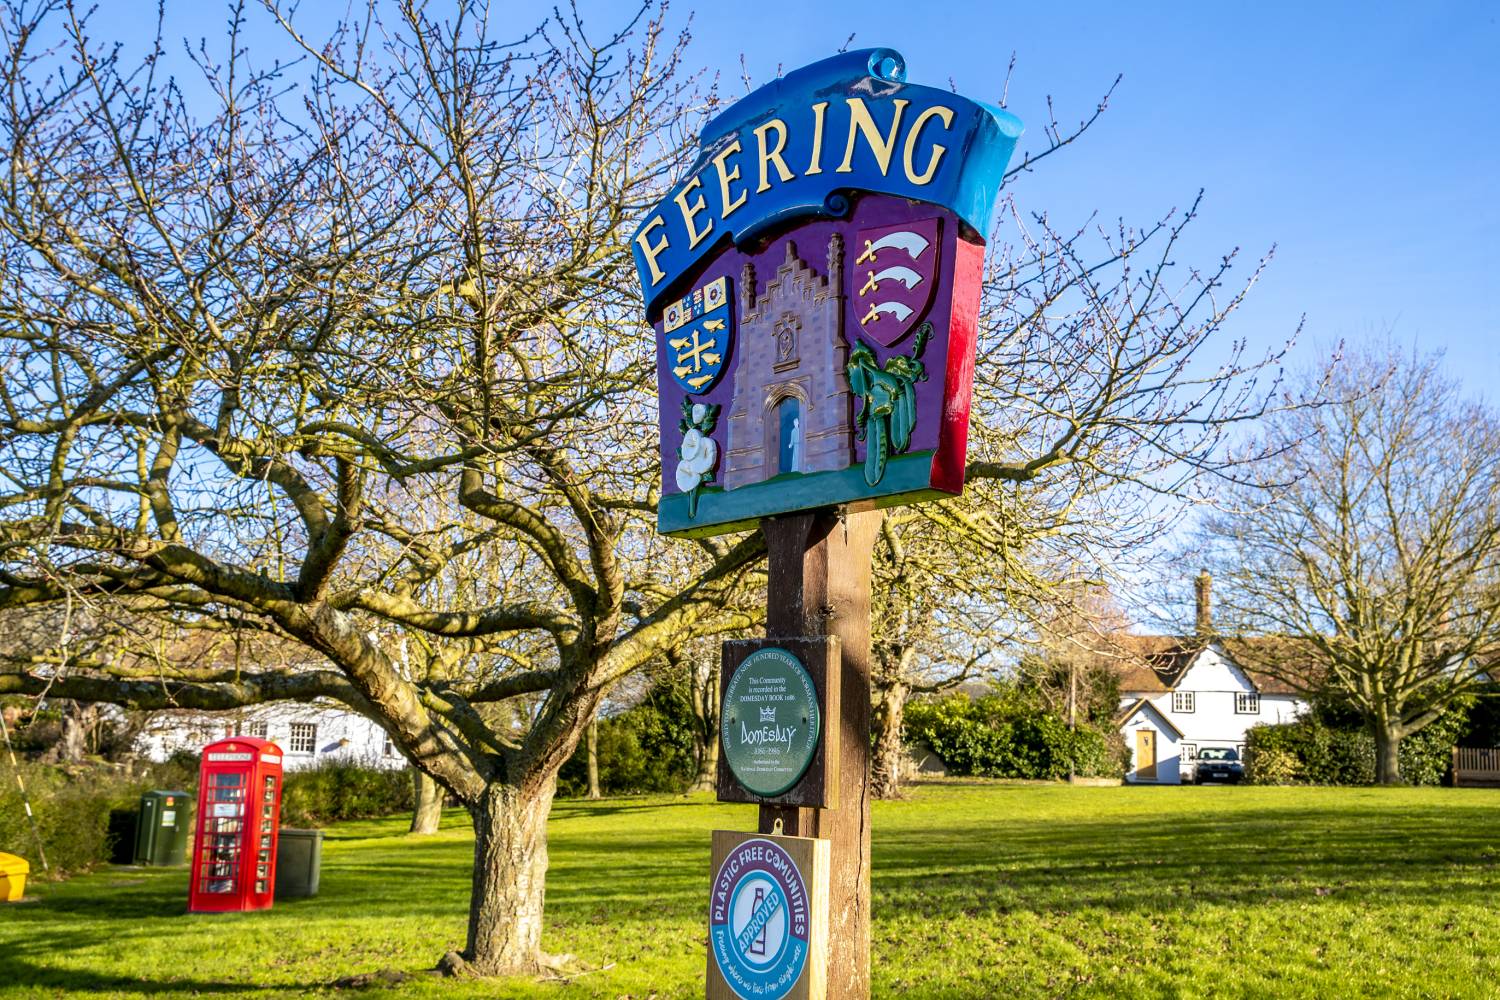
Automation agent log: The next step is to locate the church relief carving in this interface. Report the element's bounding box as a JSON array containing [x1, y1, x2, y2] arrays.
[[725, 236, 853, 490]]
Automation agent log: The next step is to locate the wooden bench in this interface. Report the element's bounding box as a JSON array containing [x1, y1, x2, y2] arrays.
[[1453, 747, 1500, 787]]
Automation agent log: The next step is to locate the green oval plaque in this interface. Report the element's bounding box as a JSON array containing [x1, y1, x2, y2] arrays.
[[720, 646, 821, 797]]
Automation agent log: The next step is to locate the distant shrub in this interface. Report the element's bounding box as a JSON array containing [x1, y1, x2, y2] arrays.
[[1244, 745, 1301, 785], [1245, 702, 1469, 786], [279, 761, 413, 826], [1458, 686, 1500, 746], [1244, 719, 1373, 785], [903, 693, 1124, 781], [558, 674, 699, 798], [1399, 708, 1471, 786]]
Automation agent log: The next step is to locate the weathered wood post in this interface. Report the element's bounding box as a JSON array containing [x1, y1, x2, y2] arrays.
[[761, 511, 881, 996], [628, 46, 1021, 1000]]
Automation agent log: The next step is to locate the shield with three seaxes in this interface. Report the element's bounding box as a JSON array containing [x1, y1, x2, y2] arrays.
[[850, 217, 940, 347]]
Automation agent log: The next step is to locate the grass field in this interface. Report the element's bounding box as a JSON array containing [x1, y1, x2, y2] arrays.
[[3, 781, 1499, 999]]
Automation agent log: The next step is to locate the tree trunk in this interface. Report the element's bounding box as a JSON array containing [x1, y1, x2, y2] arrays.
[[449, 775, 558, 976], [1374, 725, 1403, 785], [410, 769, 443, 835], [688, 655, 720, 793], [585, 718, 601, 800], [870, 680, 908, 799], [41, 701, 88, 764], [690, 721, 719, 792]]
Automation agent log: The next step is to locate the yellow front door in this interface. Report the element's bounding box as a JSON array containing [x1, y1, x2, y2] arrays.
[[1135, 729, 1157, 780]]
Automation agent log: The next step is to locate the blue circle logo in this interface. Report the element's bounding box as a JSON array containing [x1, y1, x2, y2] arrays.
[[709, 838, 810, 999]]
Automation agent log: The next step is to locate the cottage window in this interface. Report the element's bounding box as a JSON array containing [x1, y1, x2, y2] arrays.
[[1171, 691, 1195, 713], [1180, 743, 1198, 762], [289, 722, 318, 754], [383, 735, 396, 758], [235, 721, 268, 739], [1235, 693, 1260, 715]]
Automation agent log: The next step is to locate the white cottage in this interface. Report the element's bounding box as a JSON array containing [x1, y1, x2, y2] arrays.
[[1115, 575, 1309, 784], [136, 700, 404, 771]]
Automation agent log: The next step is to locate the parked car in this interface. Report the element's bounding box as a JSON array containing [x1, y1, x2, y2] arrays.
[[1192, 747, 1245, 784]]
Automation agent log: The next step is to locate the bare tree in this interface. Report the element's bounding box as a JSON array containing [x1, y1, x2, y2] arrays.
[[867, 503, 1022, 798], [0, 0, 1315, 979], [0, 0, 757, 975], [1197, 346, 1500, 783]]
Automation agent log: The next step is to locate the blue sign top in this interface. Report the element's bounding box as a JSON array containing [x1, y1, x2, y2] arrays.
[[633, 48, 1023, 313]]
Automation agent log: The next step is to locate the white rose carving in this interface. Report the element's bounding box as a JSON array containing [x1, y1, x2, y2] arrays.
[[676, 427, 718, 493], [675, 400, 721, 518]]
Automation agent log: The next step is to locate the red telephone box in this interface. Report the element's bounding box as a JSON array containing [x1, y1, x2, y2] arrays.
[[188, 737, 283, 913]]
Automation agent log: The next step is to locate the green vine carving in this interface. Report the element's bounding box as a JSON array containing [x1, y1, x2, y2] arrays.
[[846, 322, 931, 486]]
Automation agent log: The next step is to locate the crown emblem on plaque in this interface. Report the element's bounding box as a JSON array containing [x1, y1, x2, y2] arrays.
[[759, 706, 777, 723]]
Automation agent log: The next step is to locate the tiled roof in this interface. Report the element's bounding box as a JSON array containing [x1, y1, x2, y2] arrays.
[[1108, 634, 1313, 696], [1116, 697, 1185, 739]]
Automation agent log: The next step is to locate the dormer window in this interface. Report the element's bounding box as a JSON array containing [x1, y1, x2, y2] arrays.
[[1171, 691, 1195, 713]]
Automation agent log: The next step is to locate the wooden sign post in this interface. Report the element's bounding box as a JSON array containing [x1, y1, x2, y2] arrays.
[[632, 47, 1022, 1000], [759, 511, 880, 997]]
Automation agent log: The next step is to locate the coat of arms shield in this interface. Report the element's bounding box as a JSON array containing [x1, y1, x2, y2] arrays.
[[850, 218, 940, 347], [662, 275, 733, 394]]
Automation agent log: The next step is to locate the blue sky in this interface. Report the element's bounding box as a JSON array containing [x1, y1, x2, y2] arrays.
[[98, 0, 1500, 392], [671, 1, 1500, 391]]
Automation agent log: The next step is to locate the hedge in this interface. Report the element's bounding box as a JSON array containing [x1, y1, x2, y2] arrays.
[[0, 757, 413, 880], [0, 758, 196, 876], [903, 694, 1126, 780], [278, 760, 414, 827], [1245, 705, 1470, 786]]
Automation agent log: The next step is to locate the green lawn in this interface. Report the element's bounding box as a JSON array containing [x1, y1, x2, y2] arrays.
[[3, 782, 1498, 998]]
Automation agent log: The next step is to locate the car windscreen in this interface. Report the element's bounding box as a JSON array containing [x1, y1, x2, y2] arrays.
[[1196, 748, 1239, 761]]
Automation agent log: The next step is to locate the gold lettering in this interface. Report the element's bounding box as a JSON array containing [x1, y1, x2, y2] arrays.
[[903, 105, 955, 185], [673, 176, 712, 250], [806, 101, 828, 175], [753, 118, 795, 193], [635, 216, 669, 285], [711, 140, 747, 218], [838, 97, 909, 175]]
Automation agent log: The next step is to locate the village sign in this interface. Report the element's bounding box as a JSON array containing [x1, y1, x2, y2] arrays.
[[634, 47, 1021, 1000]]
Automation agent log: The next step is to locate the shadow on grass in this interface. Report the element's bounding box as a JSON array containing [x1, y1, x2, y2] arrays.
[[0, 960, 266, 996], [549, 796, 713, 820], [866, 799, 1500, 917], [540, 793, 1500, 921]]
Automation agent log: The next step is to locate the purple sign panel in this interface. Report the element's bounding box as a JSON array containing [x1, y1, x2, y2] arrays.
[[634, 49, 1022, 537]]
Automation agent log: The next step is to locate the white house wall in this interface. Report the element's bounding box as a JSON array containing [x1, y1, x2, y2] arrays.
[[136, 700, 405, 771], [1123, 703, 1181, 784], [1118, 644, 1309, 783]]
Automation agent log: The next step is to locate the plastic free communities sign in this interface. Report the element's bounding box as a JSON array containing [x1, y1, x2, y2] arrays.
[[720, 648, 821, 797]]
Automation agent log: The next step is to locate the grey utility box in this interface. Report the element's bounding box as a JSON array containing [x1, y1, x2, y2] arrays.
[[274, 828, 324, 899]]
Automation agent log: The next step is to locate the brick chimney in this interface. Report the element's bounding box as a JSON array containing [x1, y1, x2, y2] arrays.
[[1194, 571, 1212, 637]]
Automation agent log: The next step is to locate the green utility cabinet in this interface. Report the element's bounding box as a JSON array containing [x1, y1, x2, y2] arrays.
[[134, 790, 192, 866], [275, 829, 323, 899]]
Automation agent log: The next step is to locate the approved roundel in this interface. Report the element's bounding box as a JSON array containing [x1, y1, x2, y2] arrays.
[[720, 647, 821, 797], [709, 837, 812, 999]]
